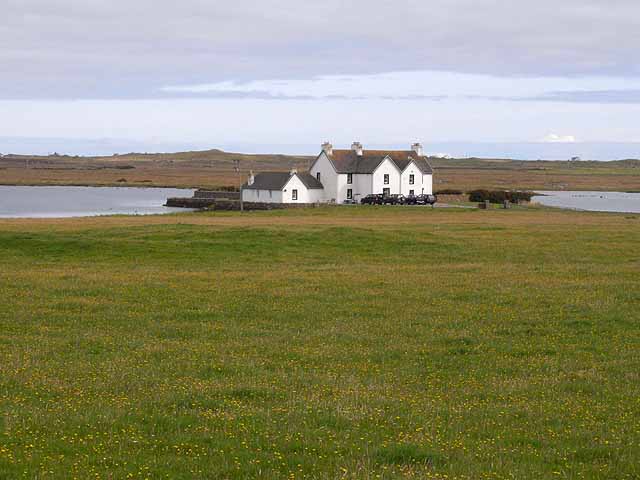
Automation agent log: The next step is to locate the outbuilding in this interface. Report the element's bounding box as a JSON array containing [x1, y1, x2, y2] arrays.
[[241, 170, 324, 204]]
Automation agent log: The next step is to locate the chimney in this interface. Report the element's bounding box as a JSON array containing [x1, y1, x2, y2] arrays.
[[290, 168, 298, 176], [351, 141, 364, 156], [247, 170, 255, 186], [411, 142, 424, 157], [321, 142, 333, 156]]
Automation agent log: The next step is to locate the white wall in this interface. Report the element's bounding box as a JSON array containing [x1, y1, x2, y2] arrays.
[[282, 175, 313, 203], [423, 174, 433, 195], [309, 152, 337, 203], [372, 158, 401, 195], [351, 173, 372, 203], [400, 161, 431, 195], [242, 188, 284, 203], [335, 173, 350, 203]]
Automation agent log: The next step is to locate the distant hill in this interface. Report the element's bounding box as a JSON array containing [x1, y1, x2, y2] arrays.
[[1, 149, 639, 191]]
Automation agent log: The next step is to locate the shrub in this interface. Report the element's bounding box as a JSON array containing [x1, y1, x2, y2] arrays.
[[435, 189, 463, 195], [468, 190, 535, 204]]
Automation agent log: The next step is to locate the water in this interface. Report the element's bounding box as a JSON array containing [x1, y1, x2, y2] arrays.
[[533, 191, 640, 213], [0, 186, 195, 218]]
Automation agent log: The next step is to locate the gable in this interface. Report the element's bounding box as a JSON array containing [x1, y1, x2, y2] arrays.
[[401, 160, 421, 174], [309, 151, 338, 174], [372, 156, 402, 175]]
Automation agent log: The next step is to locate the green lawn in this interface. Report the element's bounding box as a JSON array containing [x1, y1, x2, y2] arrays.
[[1, 208, 639, 479]]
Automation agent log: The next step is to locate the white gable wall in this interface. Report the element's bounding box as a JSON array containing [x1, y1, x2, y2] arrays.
[[372, 158, 401, 195], [400, 161, 432, 195], [309, 152, 337, 203], [282, 175, 313, 203]]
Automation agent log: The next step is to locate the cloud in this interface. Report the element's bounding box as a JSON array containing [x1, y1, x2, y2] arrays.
[[2, 0, 640, 99], [533, 90, 640, 103], [160, 72, 640, 103], [543, 134, 577, 143]]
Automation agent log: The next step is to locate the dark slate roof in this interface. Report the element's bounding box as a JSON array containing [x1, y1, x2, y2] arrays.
[[296, 172, 324, 189], [326, 150, 433, 174], [243, 172, 291, 190], [243, 171, 324, 190]]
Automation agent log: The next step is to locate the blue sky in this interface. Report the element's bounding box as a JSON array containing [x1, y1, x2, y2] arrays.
[[2, 0, 640, 159]]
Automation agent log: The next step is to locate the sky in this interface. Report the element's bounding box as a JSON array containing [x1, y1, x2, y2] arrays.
[[2, 0, 640, 159]]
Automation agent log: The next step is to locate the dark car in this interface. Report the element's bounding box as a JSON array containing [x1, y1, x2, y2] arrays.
[[361, 194, 383, 205], [383, 194, 406, 205], [404, 194, 419, 205], [416, 194, 438, 206]]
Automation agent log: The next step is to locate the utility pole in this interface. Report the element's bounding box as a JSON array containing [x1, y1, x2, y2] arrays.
[[234, 158, 243, 212]]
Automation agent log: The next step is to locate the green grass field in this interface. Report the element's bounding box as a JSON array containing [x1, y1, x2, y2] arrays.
[[1, 207, 639, 479]]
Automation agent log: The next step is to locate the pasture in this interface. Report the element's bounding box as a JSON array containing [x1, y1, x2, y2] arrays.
[[1, 207, 639, 478]]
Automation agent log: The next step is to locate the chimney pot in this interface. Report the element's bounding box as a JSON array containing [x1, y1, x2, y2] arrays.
[[321, 142, 333, 156], [351, 142, 364, 156]]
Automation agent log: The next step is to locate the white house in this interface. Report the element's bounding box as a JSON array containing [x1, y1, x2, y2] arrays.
[[241, 142, 433, 204], [242, 170, 324, 204]]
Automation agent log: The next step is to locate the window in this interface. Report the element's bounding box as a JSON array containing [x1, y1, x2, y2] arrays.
[[409, 189, 414, 196], [383, 188, 390, 196], [292, 189, 298, 201], [347, 189, 353, 199], [384, 174, 389, 185], [316, 172, 321, 182], [409, 174, 415, 185], [347, 173, 353, 184]]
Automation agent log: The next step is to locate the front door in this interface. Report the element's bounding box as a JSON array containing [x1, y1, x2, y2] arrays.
[[383, 188, 390, 196]]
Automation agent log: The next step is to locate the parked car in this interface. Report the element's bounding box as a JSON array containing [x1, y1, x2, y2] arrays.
[[383, 194, 406, 205], [416, 194, 438, 205], [404, 194, 419, 205], [361, 194, 383, 205]]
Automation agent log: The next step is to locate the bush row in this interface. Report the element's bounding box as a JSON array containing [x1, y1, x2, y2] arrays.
[[468, 190, 535, 204], [435, 189, 464, 195]]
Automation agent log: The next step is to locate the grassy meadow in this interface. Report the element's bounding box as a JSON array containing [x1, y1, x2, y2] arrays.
[[1, 207, 639, 479]]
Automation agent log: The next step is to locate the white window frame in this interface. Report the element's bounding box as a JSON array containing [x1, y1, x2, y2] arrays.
[[347, 188, 353, 199], [384, 174, 389, 185], [409, 174, 415, 185], [347, 173, 353, 184], [292, 189, 298, 201]]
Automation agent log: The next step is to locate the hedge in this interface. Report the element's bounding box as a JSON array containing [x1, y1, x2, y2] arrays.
[[468, 190, 535, 204], [435, 189, 464, 195]]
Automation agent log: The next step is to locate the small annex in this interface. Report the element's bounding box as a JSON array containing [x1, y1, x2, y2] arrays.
[[242, 170, 324, 204]]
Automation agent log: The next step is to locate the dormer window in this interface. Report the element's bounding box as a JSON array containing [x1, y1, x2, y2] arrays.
[[347, 173, 353, 184]]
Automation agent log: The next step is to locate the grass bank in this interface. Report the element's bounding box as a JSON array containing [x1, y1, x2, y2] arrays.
[[1, 207, 639, 479]]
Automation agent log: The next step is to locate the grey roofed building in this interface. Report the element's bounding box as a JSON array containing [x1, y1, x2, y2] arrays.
[[322, 149, 433, 174], [243, 171, 324, 190]]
